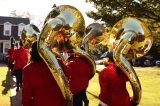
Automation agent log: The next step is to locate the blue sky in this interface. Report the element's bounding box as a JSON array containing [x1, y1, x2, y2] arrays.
[[0, 0, 96, 28]]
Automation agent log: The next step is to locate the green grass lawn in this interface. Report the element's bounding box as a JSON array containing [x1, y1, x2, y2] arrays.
[[87, 66, 160, 106], [0, 63, 160, 106], [0, 63, 11, 106]]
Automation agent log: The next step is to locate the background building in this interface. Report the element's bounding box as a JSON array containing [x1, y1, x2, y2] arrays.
[[0, 16, 30, 62]]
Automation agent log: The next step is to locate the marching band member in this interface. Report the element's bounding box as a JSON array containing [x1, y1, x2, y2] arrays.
[[98, 52, 131, 106], [67, 51, 92, 106], [52, 29, 94, 106], [22, 41, 71, 106], [12, 40, 29, 92], [7, 43, 15, 73]]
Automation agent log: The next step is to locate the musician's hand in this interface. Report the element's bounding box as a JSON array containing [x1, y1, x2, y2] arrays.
[[130, 96, 138, 106], [131, 101, 138, 106]]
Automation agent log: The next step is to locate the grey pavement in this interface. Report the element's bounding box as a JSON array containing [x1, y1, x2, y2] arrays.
[[10, 75, 22, 106]]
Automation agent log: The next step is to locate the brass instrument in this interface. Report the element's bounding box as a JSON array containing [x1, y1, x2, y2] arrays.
[[20, 24, 40, 49], [82, 23, 106, 52], [81, 23, 107, 76], [110, 17, 153, 105], [37, 5, 86, 106]]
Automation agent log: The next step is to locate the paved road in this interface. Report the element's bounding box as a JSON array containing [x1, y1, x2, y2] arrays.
[[10, 76, 22, 106]]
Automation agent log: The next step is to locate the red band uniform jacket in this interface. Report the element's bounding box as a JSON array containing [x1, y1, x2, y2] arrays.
[[13, 47, 29, 71], [22, 59, 71, 106], [67, 56, 93, 94], [99, 63, 131, 106], [7, 47, 15, 63]]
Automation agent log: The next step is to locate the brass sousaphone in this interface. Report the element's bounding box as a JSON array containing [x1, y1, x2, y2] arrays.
[[37, 5, 86, 106], [110, 17, 153, 105], [20, 24, 40, 49], [82, 23, 109, 66]]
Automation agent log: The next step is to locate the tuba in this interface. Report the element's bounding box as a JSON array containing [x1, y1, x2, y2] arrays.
[[81, 23, 108, 75], [37, 5, 86, 105], [110, 17, 153, 105], [82, 23, 109, 65], [20, 24, 40, 49], [82, 23, 106, 52]]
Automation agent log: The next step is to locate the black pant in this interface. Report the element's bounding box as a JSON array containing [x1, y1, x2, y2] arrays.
[[73, 88, 89, 106], [8, 63, 14, 72], [14, 68, 22, 89]]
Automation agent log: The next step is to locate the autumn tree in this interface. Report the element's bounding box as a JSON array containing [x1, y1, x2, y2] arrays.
[[10, 10, 43, 28], [86, 0, 160, 57], [10, 10, 32, 18], [86, 0, 160, 28]]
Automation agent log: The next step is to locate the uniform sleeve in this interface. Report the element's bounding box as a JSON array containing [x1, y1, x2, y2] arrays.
[[10, 50, 14, 63], [121, 70, 129, 81], [79, 57, 94, 79], [57, 58, 72, 81], [22, 66, 33, 106], [12, 49, 16, 62], [7, 49, 10, 57], [98, 69, 109, 105], [88, 65, 94, 79], [7, 49, 10, 63], [25, 50, 29, 64]]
